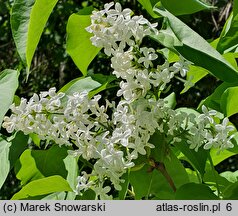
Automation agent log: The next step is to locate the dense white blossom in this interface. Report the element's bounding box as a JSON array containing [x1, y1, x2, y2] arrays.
[[2, 87, 236, 198], [138, 47, 158, 68], [86, 2, 158, 55]]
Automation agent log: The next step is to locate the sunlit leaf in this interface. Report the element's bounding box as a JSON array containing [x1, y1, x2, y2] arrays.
[[220, 171, 238, 183], [153, 7, 238, 83], [220, 86, 238, 117], [0, 69, 19, 126], [66, 14, 101, 76], [11, 175, 72, 200], [137, 0, 160, 18], [59, 76, 101, 104], [181, 65, 208, 93], [64, 155, 79, 200], [11, 0, 58, 76], [0, 138, 11, 189], [16, 149, 44, 186], [217, 13, 238, 53], [160, 0, 215, 15], [210, 148, 236, 166]]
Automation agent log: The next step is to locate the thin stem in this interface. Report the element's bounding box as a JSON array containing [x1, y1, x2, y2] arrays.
[[127, 188, 135, 199], [195, 169, 203, 184], [157, 162, 177, 192], [174, 75, 186, 83], [79, 164, 85, 174], [34, 111, 64, 116], [146, 175, 153, 199], [149, 159, 176, 192], [88, 117, 112, 133]]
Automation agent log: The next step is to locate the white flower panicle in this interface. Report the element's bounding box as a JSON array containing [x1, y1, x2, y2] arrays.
[[3, 89, 109, 149], [87, 2, 191, 102], [2, 2, 236, 199], [86, 2, 158, 56], [2, 90, 235, 198]]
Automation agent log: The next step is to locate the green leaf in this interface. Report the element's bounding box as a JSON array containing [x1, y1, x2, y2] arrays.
[[177, 45, 238, 83], [153, 8, 238, 83], [9, 132, 29, 169], [31, 145, 68, 178], [159, 48, 180, 63], [217, 13, 238, 54], [66, 13, 101, 76], [223, 182, 238, 199], [0, 69, 19, 126], [149, 131, 167, 162], [185, 168, 200, 183], [77, 6, 94, 15], [150, 28, 182, 54], [230, 132, 238, 153], [149, 167, 175, 199], [220, 171, 238, 183], [221, 86, 238, 117], [11, 0, 58, 75], [164, 92, 176, 109], [160, 0, 215, 15], [41, 192, 66, 200], [234, 0, 238, 16], [76, 189, 96, 200], [29, 133, 41, 147], [34, 153, 79, 200], [118, 171, 130, 200], [129, 164, 175, 199], [63, 155, 79, 200], [59, 76, 101, 104], [181, 65, 208, 93], [175, 183, 219, 199], [16, 149, 44, 186], [175, 139, 208, 177], [223, 52, 238, 69], [129, 165, 153, 199], [198, 82, 238, 112], [89, 74, 117, 97], [137, 0, 160, 18], [11, 175, 72, 200], [210, 148, 236, 166], [203, 169, 231, 191], [131, 144, 187, 199], [164, 149, 190, 188], [59, 76, 101, 94], [0, 138, 11, 189]]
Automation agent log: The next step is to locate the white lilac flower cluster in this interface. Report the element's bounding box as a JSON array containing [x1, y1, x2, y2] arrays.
[[86, 2, 157, 56], [188, 105, 235, 152], [2, 2, 236, 199], [2, 90, 235, 198], [86, 2, 190, 102]]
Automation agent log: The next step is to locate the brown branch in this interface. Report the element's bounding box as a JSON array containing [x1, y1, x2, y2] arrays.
[[149, 159, 177, 192]]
